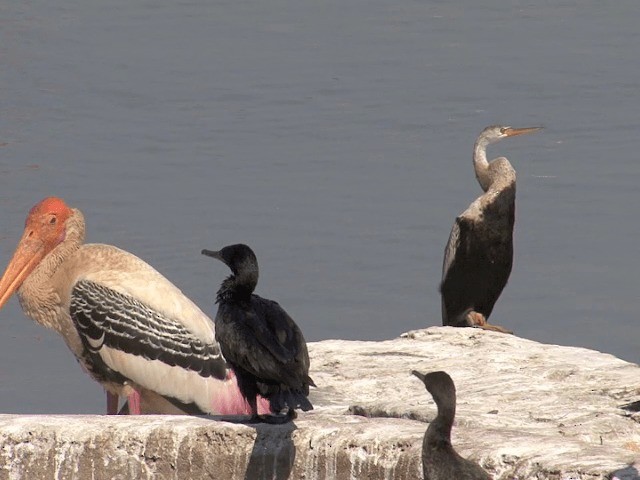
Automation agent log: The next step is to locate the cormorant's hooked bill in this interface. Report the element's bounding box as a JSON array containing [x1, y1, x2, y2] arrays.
[[201, 249, 220, 259]]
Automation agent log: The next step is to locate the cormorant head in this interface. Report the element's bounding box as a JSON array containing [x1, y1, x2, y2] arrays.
[[412, 370, 456, 408], [202, 243, 259, 278]]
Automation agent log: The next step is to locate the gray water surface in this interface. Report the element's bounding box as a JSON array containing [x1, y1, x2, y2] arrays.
[[1, 0, 639, 413]]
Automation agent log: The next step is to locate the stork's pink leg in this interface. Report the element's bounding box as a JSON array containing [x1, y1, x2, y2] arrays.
[[128, 390, 142, 415], [106, 392, 119, 415]]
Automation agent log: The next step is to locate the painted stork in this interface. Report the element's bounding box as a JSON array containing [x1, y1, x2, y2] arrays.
[[202, 244, 315, 423], [0, 197, 270, 415]]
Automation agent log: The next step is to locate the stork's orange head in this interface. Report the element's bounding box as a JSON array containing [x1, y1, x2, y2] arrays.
[[0, 197, 73, 309]]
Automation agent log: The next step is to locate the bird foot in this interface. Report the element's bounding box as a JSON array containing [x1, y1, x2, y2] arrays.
[[465, 311, 513, 335], [477, 323, 514, 335], [249, 409, 297, 424], [465, 310, 487, 327]]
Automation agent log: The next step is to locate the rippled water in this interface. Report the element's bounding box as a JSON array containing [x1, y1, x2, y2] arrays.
[[1, 0, 639, 413]]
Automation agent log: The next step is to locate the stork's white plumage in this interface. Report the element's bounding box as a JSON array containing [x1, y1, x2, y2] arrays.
[[0, 197, 270, 415]]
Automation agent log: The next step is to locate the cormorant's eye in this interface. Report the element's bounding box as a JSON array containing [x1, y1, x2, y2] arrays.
[[500, 127, 507, 134]]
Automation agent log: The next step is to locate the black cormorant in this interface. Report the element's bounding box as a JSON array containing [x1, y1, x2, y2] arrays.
[[202, 243, 315, 423], [440, 125, 541, 334], [412, 370, 491, 480]]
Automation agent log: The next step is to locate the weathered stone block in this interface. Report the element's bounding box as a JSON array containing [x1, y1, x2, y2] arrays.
[[1, 327, 639, 479]]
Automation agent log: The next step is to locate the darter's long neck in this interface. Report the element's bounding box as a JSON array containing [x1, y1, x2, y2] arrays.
[[473, 137, 492, 192]]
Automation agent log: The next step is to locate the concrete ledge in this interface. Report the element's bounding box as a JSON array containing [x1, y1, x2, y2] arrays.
[[0, 414, 422, 480], [2, 327, 640, 479]]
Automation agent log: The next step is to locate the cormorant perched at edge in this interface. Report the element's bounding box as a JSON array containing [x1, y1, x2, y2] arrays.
[[440, 125, 542, 334], [411, 370, 491, 480], [202, 243, 315, 423]]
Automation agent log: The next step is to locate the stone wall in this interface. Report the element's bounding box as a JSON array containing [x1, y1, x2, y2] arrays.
[[2, 327, 640, 479]]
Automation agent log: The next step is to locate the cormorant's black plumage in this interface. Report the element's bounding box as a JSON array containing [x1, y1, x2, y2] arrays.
[[412, 370, 491, 480], [202, 244, 315, 419]]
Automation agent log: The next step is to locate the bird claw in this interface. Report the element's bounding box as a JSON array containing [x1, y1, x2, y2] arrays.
[[465, 310, 487, 327], [249, 409, 297, 424], [464, 311, 513, 335], [476, 323, 514, 335]]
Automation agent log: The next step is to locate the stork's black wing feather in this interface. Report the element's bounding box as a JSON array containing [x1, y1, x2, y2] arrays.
[[70, 279, 227, 380]]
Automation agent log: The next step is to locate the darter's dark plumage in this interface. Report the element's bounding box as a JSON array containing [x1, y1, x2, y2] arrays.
[[440, 125, 541, 334], [412, 371, 491, 480], [202, 244, 315, 423]]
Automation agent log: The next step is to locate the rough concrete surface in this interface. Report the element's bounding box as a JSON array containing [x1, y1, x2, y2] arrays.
[[1, 326, 640, 479]]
